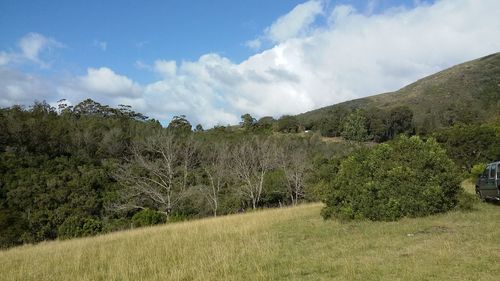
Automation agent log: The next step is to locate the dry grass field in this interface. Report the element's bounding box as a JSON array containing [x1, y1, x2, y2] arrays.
[[1, 185, 499, 281]]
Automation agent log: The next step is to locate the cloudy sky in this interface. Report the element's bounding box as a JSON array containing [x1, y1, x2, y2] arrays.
[[1, 0, 499, 127]]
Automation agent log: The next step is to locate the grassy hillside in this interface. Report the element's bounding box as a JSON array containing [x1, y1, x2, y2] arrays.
[[1, 190, 499, 280], [298, 53, 500, 130]]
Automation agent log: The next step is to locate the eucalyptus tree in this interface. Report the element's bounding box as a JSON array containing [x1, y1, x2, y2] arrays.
[[231, 137, 277, 209], [278, 139, 311, 205], [112, 130, 196, 216], [199, 141, 231, 216]]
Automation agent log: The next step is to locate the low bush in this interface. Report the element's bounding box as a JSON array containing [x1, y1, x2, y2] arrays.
[[58, 216, 103, 239], [455, 189, 478, 211], [322, 136, 462, 221], [131, 209, 167, 227], [470, 163, 487, 181]]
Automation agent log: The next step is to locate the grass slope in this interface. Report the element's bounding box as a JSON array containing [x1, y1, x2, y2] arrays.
[[298, 53, 500, 129], [1, 197, 499, 280]]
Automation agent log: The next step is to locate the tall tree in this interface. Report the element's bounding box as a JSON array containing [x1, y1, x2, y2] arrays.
[[112, 131, 192, 216], [231, 137, 277, 209], [341, 110, 369, 142], [240, 113, 256, 130], [199, 141, 230, 216], [278, 140, 310, 205], [387, 106, 414, 139], [274, 115, 302, 133], [167, 115, 192, 133]]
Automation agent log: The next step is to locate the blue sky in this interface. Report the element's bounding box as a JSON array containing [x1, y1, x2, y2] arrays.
[[1, 0, 419, 81], [1, 0, 499, 126]]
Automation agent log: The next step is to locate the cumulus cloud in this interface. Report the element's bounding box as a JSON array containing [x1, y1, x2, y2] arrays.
[[56, 67, 142, 102], [79, 67, 140, 96], [154, 60, 177, 78], [265, 0, 323, 43], [20, 33, 63, 63], [245, 0, 323, 50], [2, 0, 500, 128], [0, 33, 64, 67], [0, 68, 54, 107], [137, 0, 500, 126]]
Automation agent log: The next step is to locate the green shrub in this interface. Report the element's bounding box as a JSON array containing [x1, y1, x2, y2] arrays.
[[455, 189, 478, 211], [167, 213, 188, 223], [58, 216, 102, 239], [131, 209, 167, 227], [322, 136, 462, 221], [470, 163, 487, 182]]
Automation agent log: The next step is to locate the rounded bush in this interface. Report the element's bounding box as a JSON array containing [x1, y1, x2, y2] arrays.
[[58, 216, 102, 239], [322, 136, 462, 221], [131, 209, 166, 227]]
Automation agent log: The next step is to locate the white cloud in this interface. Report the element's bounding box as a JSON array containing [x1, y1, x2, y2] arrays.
[[265, 0, 323, 43], [138, 0, 500, 127], [2, 0, 500, 128], [154, 60, 177, 78], [0, 68, 54, 107], [0, 52, 11, 66], [365, 0, 378, 15], [18, 33, 63, 66], [244, 39, 262, 50], [77, 67, 141, 97], [0, 33, 63, 67]]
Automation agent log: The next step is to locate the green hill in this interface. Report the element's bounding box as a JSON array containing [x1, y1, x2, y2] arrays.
[[298, 53, 500, 132], [1, 187, 499, 281]]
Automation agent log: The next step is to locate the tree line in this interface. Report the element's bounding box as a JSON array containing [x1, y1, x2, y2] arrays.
[[0, 99, 353, 248], [1, 99, 498, 248], [112, 130, 313, 218]]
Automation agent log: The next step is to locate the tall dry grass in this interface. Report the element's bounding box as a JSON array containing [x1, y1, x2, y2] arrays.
[[1, 200, 499, 280]]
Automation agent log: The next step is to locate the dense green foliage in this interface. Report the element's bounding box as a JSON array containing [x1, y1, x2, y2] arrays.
[[322, 136, 462, 221], [131, 209, 167, 227], [0, 100, 346, 248], [433, 124, 500, 170], [340, 110, 369, 141], [0, 100, 161, 247]]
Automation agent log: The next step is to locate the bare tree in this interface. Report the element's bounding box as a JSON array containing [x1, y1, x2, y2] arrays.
[[278, 140, 310, 205], [181, 134, 198, 191], [231, 137, 277, 209], [112, 130, 193, 216], [199, 141, 230, 216]]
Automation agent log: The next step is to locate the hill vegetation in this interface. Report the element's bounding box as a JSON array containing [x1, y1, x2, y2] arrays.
[[297, 52, 500, 136]]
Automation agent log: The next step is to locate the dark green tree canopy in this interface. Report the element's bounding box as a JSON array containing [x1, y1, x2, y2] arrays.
[[341, 110, 369, 142], [274, 115, 302, 133], [240, 113, 256, 130], [167, 115, 192, 133], [322, 136, 462, 221]]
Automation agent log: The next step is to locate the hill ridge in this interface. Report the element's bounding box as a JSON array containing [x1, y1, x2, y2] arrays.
[[297, 52, 500, 132]]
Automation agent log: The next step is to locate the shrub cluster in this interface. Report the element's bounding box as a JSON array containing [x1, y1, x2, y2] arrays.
[[322, 136, 462, 221], [58, 216, 103, 239], [131, 209, 167, 227]]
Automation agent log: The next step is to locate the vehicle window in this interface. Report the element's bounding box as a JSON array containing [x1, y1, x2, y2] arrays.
[[497, 164, 500, 178], [482, 166, 490, 178], [490, 165, 497, 179]]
